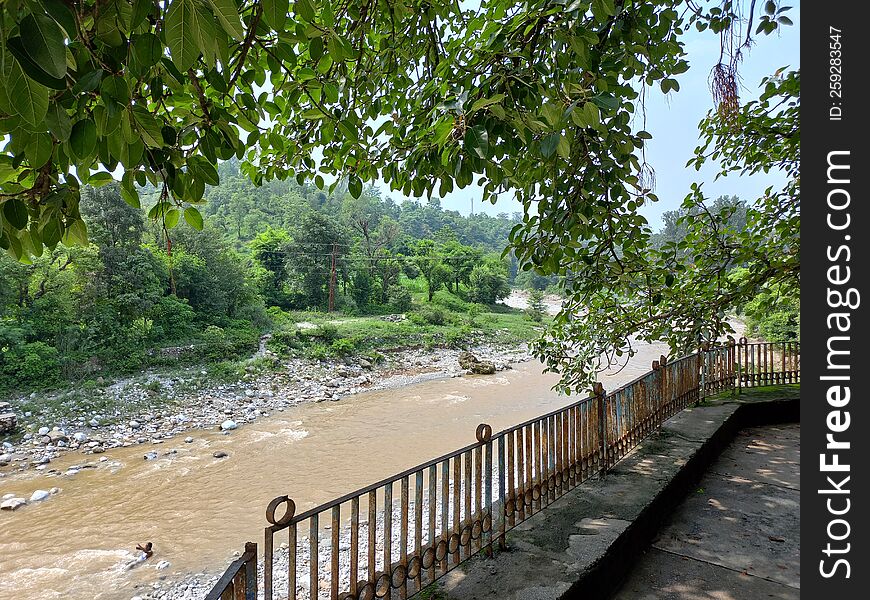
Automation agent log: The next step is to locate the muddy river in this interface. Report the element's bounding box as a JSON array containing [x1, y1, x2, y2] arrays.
[[0, 343, 667, 600]]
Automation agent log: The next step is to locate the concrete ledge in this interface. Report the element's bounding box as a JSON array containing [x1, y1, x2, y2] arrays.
[[434, 385, 800, 600]]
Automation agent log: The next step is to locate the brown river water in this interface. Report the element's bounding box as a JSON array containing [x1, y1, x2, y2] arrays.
[[0, 344, 667, 600]]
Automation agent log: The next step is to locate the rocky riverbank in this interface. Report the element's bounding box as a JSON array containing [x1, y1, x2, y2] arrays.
[[0, 343, 532, 481]]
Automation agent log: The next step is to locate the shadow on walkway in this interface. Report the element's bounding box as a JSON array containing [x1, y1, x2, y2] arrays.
[[613, 424, 800, 600]]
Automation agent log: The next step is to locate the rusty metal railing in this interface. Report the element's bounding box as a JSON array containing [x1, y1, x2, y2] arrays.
[[207, 341, 799, 600], [204, 541, 257, 600]]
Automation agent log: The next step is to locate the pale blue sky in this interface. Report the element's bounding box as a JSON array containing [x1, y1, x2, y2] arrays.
[[384, 3, 801, 229]]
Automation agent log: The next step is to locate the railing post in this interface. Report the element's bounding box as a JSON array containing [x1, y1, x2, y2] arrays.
[[476, 423, 494, 557], [244, 542, 257, 600], [727, 339, 737, 396], [594, 382, 607, 475], [264, 496, 296, 600], [698, 343, 709, 401], [659, 355, 668, 420], [738, 337, 748, 394]]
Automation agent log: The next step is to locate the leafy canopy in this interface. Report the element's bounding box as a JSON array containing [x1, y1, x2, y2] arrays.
[[0, 0, 796, 390], [1, 0, 695, 261]]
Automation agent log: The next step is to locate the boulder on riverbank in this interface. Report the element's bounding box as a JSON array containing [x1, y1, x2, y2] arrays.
[[0, 402, 16, 435], [458, 352, 497, 375]]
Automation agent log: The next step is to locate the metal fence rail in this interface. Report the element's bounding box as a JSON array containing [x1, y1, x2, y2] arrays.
[[209, 341, 799, 600], [204, 542, 257, 600]]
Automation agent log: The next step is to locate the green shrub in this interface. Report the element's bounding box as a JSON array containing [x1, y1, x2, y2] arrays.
[[0, 341, 61, 388], [388, 285, 413, 313], [331, 337, 357, 356], [306, 343, 330, 361], [267, 329, 299, 355], [411, 305, 449, 326], [314, 323, 340, 342], [466, 303, 484, 326], [431, 289, 469, 312]]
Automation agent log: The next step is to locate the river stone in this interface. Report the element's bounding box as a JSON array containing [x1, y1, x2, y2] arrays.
[[1, 497, 26, 511], [156, 560, 170, 570], [143, 451, 158, 461], [220, 420, 238, 431], [184, 436, 194, 443], [38, 426, 50, 436], [29, 489, 50, 503], [359, 358, 373, 369], [0, 412, 15, 435], [213, 451, 228, 459], [129, 420, 141, 429], [72, 432, 88, 443]]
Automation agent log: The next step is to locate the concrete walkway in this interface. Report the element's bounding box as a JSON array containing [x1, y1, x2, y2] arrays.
[[433, 386, 800, 600], [613, 424, 800, 600]]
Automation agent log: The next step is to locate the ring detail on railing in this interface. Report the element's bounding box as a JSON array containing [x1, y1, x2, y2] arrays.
[[476, 423, 493, 443], [435, 539, 448, 562], [460, 524, 472, 546], [355, 582, 374, 600], [482, 512, 492, 532], [390, 564, 406, 588], [265, 495, 295, 526], [375, 573, 390, 597], [422, 546, 436, 569], [408, 555, 422, 579], [471, 519, 482, 540]]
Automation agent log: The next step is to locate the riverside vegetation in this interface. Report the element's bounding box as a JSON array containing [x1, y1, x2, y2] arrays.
[[1, 166, 562, 473]]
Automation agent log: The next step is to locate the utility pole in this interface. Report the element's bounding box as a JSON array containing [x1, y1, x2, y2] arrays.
[[328, 242, 338, 312]]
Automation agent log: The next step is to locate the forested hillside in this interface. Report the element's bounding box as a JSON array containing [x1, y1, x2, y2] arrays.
[[0, 167, 546, 393]]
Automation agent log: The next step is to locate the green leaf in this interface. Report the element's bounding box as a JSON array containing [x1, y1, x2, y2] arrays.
[[100, 76, 131, 106], [40, 215, 62, 247], [765, 1, 777, 15], [582, 102, 600, 128], [190, 156, 220, 185], [469, 94, 505, 114], [206, 0, 244, 40], [166, 0, 203, 72], [6, 37, 67, 90], [19, 13, 67, 79], [63, 219, 88, 246], [70, 119, 97, 159], [4, 60, 50, 126], [131, 106, 165, 147], [3, 199, 29, 230], [71, 69, 103, 94], [88, 172, 115, 186], [433, 118, 454, 146], [778, 16, 793, 26], [295, 0, 315, 22], [262, 0, 289, 30], [164, 208, 180, 228], [540, 133, 560, 158], [348, 174, 362, 199], [184, 206, 204, 230], [25, 132, 53, 168], [45, 104, 72, 141], [121, 173, 141, 208], [132, 33, 163, 69], [463, 124, 489, 159], [40, 0, 78, 37], [131, 0, 154, 29], [591, 93, 619, 111]]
